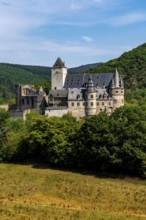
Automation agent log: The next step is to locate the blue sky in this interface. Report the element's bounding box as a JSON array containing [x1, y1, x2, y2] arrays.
[[0, 0, 146, 67]]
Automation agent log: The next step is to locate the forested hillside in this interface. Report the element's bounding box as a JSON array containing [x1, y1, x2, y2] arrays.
[[0, 63, 101, 103], [69, 62, 102, 74], [0, 105, 146, 178], [88, 43, 146, 89], [1, 42, 146, 103], [0, 64, 51, 103]]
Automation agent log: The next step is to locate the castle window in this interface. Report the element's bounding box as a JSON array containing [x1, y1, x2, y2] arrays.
[[121, 91, 123, 93], [76, 94, 80, 99], [91, 95, 93, 98], [77, 102, 80, 106], [57, 94, 59, 96], [108, 102, 111, 106], [102, 102, 104, 106], [71, 102, 74, 106], [83, 102, 85, 106], [22, 99, 24, 105], [91, 102, 94, 106], [97, 102, 99, 106], [99, 94, 102, 99], [26, 90, 30, 95], [116, 91, 118, 93]]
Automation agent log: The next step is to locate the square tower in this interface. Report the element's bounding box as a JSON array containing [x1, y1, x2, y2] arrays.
[[51, 58, 67, 90]]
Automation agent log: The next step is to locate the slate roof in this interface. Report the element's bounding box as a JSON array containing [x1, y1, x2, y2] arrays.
[[68, 88, 85, 100], [46, 106, 68, 110], [49, 89, 68, 98], [64, 73, 114, 89], [52, 57, 66, 69]]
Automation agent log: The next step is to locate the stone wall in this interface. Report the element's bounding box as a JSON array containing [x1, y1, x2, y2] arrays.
[[0, 104, 9, 110], [45, 109, 68, 117], [9, 109, 31, 120]]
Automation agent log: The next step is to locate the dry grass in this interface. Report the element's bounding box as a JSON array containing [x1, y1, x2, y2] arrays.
[[0, 163, 146, 220]]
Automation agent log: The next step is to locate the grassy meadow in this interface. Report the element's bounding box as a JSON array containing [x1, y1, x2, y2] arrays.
[[0, 163, 146, 220]]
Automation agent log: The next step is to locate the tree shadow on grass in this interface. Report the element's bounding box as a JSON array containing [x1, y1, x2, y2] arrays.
[[31, 162, 141, 181], [8, 160, 143, 182]]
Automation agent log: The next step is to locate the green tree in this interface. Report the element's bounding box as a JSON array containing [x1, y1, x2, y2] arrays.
[[0, 109, 10, 161], [111, 106, 146, 176]]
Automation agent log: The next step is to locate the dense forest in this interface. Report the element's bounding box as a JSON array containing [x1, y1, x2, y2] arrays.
[[0, 101, 146, 178], [0, 63, 51, 103], [88, 43, 146, 89]]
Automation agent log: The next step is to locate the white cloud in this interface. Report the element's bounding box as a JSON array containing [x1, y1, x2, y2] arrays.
[[108, 12, 146, 26], [0, 32, 134, 66], [0, 0, 145, 66], [82, 36, 93, 42]]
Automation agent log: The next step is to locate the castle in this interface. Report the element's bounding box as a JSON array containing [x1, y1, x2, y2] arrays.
[[9, 58, 124, 119]]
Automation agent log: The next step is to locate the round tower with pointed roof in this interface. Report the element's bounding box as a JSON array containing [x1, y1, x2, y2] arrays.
[[111, 69, 124, 109], [51, 57, 67, 90], [86, 76, 97, 116]]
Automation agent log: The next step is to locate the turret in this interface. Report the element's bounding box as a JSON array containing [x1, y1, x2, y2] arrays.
[[86, 76, 97, 116], [111, 69, 124, 109], [51, 57, 67, 90]]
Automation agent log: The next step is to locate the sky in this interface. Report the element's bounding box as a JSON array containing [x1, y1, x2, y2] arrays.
[[0, 0, 146, 67]]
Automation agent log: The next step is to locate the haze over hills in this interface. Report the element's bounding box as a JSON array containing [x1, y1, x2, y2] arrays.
[[0, 42, 146, 103]]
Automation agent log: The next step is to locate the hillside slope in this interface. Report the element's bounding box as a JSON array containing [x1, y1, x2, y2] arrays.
[[0, 64, 51, 103], [1, 163, 146, 220], [1, 42, 146, 103], [0, 62, 101, 103], [88, 43, 146, 89], [69, 62, 102, 74]]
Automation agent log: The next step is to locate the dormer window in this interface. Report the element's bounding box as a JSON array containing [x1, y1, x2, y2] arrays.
[[76, 94, 80, 99]]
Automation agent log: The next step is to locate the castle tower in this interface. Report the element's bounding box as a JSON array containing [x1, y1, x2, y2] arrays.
[[111, 69, 124, 109], [86, 76, 97, 116], [51, 58, 67, 90]]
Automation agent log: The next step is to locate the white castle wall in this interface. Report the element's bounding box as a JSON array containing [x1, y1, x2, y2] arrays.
[[45, 109, 68, 117]]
